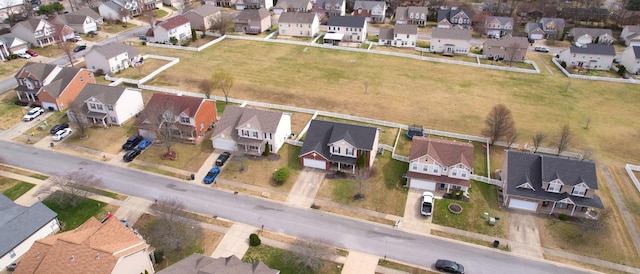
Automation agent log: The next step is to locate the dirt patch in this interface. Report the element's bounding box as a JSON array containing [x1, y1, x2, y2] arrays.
[[267, 154, 280, 161]]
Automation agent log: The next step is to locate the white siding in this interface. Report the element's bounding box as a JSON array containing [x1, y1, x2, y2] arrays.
[[272, 112, 292, 153], [111, 248, 155, 274], [409, 178, 436, 191], [279, 16, 319, 37], [0, 218, 60, 268], [621, 46, 640, 74], [113, 89, 144, 126]]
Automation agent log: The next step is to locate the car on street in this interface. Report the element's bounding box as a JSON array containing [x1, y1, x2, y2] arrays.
[[26, 49, 38, 57], [18, 52, 31, 59], [215, 152, 231, 166], [203, 167, 220, 184], [139, 35, 147, 40], [23, 107, 44, 121], [534, 46, 549, 52], [421, 191, 434, 216], [435, 259, 464, 274], [123, 149, 141, 162], [137, 138, 153, 150], [122, 135, 143, 150], [52, 128, 72, 141], [73, 45, 87, 52], [50, 123, 69, 134]]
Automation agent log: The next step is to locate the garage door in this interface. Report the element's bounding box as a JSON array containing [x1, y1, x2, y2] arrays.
[[530, 34, 543, 40], [409, 179, 436, 191], [138, 129, 157, 139], [213, 139, 236, 151], [508, 199, 538, 211], [303, 158, 326, 169]]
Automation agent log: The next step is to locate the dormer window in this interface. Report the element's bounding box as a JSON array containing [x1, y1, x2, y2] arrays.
[[572, 184, 587, 196], [332, 146, 340, 153], [547, 180, 562, 193], [180, 117, 190, 123]]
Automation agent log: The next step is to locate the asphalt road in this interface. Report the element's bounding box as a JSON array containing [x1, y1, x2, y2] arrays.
[[0, 140, 591, 274]]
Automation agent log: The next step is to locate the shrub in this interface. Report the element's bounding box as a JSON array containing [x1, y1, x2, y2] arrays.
[[558, 214, 569, 221], [95, 69, 105, 76], [618, 65, 627, 76], [141, 41, 146, 46], [273, 167, 290, 184], [181, 41, 190, 47], [560, 61, 567, 68], [249, 233, 261, 246], [263, 143, 271, 156]]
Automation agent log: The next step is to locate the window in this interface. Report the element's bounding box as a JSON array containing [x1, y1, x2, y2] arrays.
[[572, 185, 587, 196], [332, 146, 340, 153], [9, 250, 16, 259], [451, 170, 457, 176], [242, 130, 249, 137], [252, 131, 258, 138], [432, 166, 439, 173], [80, 76, 84, 82], [548, 181, 562, 193], [110, 116, 117, 123], [107, 105, 113, 111], [96, 104, 103, 110], [346, 148, 354, 156], [422, 165, 429, 172], [89, 103, 96, 109], [180, 117, 190, 123], [412, 163, 418, 170]]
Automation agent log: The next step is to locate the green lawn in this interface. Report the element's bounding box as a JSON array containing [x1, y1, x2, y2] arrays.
[[243, 244, 342, 274], [42, 192, 110, 231], [2, 182, 35, 200]]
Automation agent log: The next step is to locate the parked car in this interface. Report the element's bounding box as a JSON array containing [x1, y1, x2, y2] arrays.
[[26, 49, 38, 56], [23, 107, 44, 121], [122, 135, 143, 150], [215, 152, 231, 166], [203, 167, 220, 184], [50, 123, 69, 134], [534, 46, 549, 52], [73, 45, 86, 52], [67, 37, 79, 43], [435, 259, 464, 274], [137, 138, 153, 150], [120, 219, 129, 227], [52, 128, 72, 141], [123, 149, 141, 162], [88, 30, 98, 36], [18, 52, 31, 59], [139, 35, 147, 40], [420, 191, 434, 216]]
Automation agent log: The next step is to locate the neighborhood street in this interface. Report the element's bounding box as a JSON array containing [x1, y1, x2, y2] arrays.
[[0, 139, 593, 274]]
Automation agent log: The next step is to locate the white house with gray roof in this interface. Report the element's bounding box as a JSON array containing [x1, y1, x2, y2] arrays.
[[278, 12, 319, 37], [558, 44, 615, 70], [395, 6, 428, 26], [0, 194, 60, 269], [10, 19, 56, 48], [621, 25, 640, 46], [568, 27, 615, 46], [378, 24, 417, 47], [58, 8, 100, 34], [211, 106, 292, 156], [183, 4, 221, 31], [430, 28, 471, 55], [273, 0, 312, 14], [484, 16, 513, 37], [70, 84, 144, 126], [621, 46, 640, 74], [326, 16, 367, 43], [352, 0, 386, 23], [84, 42, 141, 74]]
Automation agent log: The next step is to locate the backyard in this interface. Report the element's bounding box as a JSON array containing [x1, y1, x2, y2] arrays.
[[108, 58, 170, 79]]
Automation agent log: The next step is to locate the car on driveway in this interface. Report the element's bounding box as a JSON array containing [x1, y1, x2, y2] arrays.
[[435, 259, 464, 274], [26, 49, 38, 57], [18, 52, 31, 59], [215, 152, 231, 166], [203, 167, 220, 184], [50, 123, 69, 134], [534, 46, 549, 52], [122, 135, 143, 150], [137, 138, 153, 150], [52, 128, 72, 141], [123, 149, 141, 162], [73, 45, 86, 52], [139, 35, 147, 40], [421, 191, 434, 216], [23, 107, 44, 121]]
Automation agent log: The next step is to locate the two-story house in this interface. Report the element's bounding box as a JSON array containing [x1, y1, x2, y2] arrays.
[[234, 8, 271, 34], [135, 93, 216, 144], [502, 151, 604, 218], [483, 35, 528, 62], [14, 217, 155, 274], [405, 137, 474, 194], [58, 8, 100, 34], [84, 42, 142, 74], [235, 0, 273, 10], [430, 28, 471, 55], [352, 0, 386, 23], [299, 119, 379, 173], [567, 27, 615, 46], [317, 0, 345, 18], [211, 106, 292, 156], [273, 0, 312, 14], [484, 16, 513, 38], [46, 18, 75, 42], [0, 194, 60, 271], [14, 62, 96, 111], [378, 24, 417, 47], [325, 16, 367, 43], [395, 6, 428, 26], [10, 19, 56, 48], [183, 4, 221, 31], [436, 6, 473, 29], [278, 12, 320, 37], [621, 25, 640, 46], [539, 17, 565, 39], [98, 1, 131, 22], [70, 84, 144, 127], [146, 15, 192, 44], [524, 22, 545, 40], [620, 45, 640, 74], [558, 43, 615, 70]]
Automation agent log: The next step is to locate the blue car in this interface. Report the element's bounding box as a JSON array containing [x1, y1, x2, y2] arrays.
[[203, 167, 220, 184], [137, 138, 153, 150]]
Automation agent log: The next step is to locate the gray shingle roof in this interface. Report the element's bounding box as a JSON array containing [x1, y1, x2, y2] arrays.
[[485, 16, 513, 26], [14, 62, 58, 82], [278, 12, 316, 24], [394, 24, 417, 35], [60, 14, 90, 25], [73, 84, 127, 105], [185, 4, 220, 17], [378, 27, 393, 40], [236, 7, 270, 21], [483, 35, 529, 49], [72, 7, 102, 20], [353, 0, 384, 10], [327, 16, 366, 28], [299, 119, 378, 162], [632, 46, 640, 58], [525, 22, 542, 33], [274, 0, 311, 10], [569, 27, 614, 39], [395, 6, 428, 21], [437, 7, 473, 23], [101, 1, 122, 13], [212, 106, 285, 143], [45, 66, 83, 98], [569, 43, 615, 56], [0, 194, 58, 258], [431, 28, 471, 40], [89, 42, 140, 60]]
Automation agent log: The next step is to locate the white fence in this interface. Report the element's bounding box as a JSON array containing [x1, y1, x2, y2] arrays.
[[145, 35, 226, 52], [625, 164, 640, 193], [470, 174, 504, 187], [551, 58, 640, 84], [105, 54, 179, 85]]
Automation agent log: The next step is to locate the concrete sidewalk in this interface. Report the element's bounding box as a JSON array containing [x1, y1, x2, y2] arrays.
[[210, 223, 256, 259]]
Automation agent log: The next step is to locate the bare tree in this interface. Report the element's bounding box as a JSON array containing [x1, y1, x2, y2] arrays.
[[532, 131, 546, 153], [353, 167, 373, 200], [67, 101, 91, 138], [147, 197, 202, 252], [283, 238, 336, 273], [505, 40, 524, 67], [556, 124, 572, 156], [139, 1, 157, 27], [57, 35, 77, 68], [579, 208, 610, 237], [1, 0, 22, 26], [137, 99, 181, 155], [481, 104, 516, 145], [208, 13, 234, 35], [199, 79, 212, 99], [45, 170, 103, 208], [211, 69, 233, 104], [506, 131, 519, 149], [119, 8, 131, 26]]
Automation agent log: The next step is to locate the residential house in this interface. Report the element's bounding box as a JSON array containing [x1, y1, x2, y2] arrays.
[[621, 46, 640, 74], [212, 0, 236, 8], [14, 217, 155, 274], [395, 6, 428, 27], [157, 254, 278, 274], [0, 34, 28, 59], [567, 27, 615, 46], [84, 42, 142, 74], [10, 19, 56, 48], [73, 7, 104, 24], [70, 84, 144, 126], [57, 8, 100, 34], [14, 62, 96, 111], [405, 137, 474, 194], [484, 16, 513, 37], [163, 0, 181, 8], [516, 4, 558, 20], [210, 106, 292, 156], [0, 37, 8, 61], [234, 8, 271, 34], [98, 1, 130, 22], [146, 15, 192, 44], [273, 0, 312, 14], [538, 17, 565, 39], [561, 7, 608, 23], [615, 9, 640, 25], [0, 194, 60, 270], [134, 93, 216, 144], [558, 44, 615, 70], [483, 35, 528, 62], [298, 119, 379, 173], [183, 4, 221, 31], [46, 17, 75, 42], [430, 28, 471, 55], [278, 12, 320, 37], [352, 0, 386, 23], [378, 24, 417, 47], [317, 0, 345, 18], [436, 6, 473, 29], [620, 25, 640, 46], [501, 150, 604, 218], [325, 16, 367, 43], [525, 22, 545, 40], [235, 0, 273, 10]]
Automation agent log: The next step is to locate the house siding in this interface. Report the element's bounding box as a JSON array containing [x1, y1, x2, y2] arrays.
[[272, 113, 292, 152], [193, 100, 217, 137], [558, 49, 614, 70], [621, 46, 640, 74], [113, 89, 144, 125], [110, 248, 155, 274], [0, 218, 59, 269], [278, 17, 319, 37]]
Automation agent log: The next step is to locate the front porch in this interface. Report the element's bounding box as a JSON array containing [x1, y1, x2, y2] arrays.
[[237, 137, 267, 156], [538, 200, 599, 219], [329, 162, 355, 174]]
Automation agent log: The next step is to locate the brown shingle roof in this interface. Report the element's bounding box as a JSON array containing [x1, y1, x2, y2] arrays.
[[134, 93, 207, 127], [157, 15, 190, 31], [409, 137, 474, 169]]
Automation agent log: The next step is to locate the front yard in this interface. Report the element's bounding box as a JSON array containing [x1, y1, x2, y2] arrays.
[[0, 94, 27, 130], [135, 132, 215, 173], [65, 120, 137, 155], [243, 244, 342, 274], [42, 192, 118, 231], [0, 177, 35, 200]]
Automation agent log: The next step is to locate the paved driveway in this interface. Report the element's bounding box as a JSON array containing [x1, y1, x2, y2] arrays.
[[286, 168, 326, 208], [400, 189, 432, 234], [509, 212, 543, 258]]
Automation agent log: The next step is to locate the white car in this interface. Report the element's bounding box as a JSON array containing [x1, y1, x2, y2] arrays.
[[420, 191, 434, 216], [23, 107, 44, 121], [52, 128, 72, 141], [18, 52, 31, 59]]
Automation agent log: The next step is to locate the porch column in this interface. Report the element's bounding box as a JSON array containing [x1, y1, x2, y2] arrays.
[[351, 164, 355, 174], [337, 162, 340, 171], [15, 91, 22, 100], [570, 205, 576, 216], [550, 202, 556, 215]]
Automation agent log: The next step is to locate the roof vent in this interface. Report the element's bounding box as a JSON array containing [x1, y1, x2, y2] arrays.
[[36, 252, 41, 258], [96, 253, 100, 260], [70, 255, 75, 261]]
